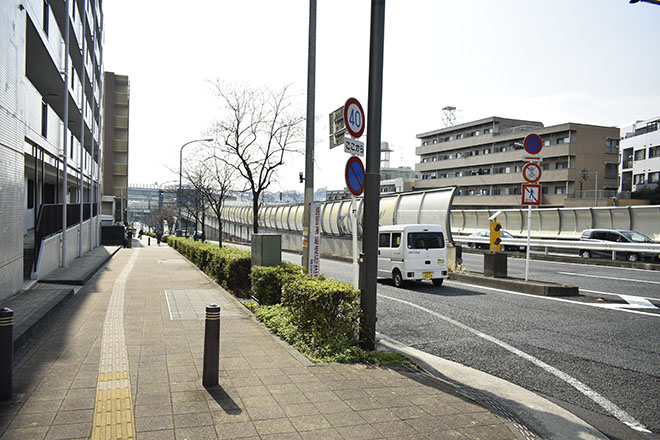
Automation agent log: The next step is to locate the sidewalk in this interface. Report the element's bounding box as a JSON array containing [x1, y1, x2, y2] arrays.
[[0, 238, 599, 439]]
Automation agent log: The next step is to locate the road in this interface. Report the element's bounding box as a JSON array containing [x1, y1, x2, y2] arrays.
[[239, 244, 660, 439]]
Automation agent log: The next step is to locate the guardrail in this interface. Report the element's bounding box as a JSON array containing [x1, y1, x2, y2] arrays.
[[454, 236, 660, 258]]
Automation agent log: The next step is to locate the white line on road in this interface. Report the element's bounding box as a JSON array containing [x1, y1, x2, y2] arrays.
[[446, 281, 660, 318], [558, 271, 660, 285], [379, 293, 652, 434]]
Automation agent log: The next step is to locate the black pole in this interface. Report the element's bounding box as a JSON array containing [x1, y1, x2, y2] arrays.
[[0, 308, 13, 401], [360, 0, 386, 351], [202, 304, 221, 387]]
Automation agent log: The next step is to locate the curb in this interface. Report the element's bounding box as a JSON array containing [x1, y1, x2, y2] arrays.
[[448, 272, 578, 297]]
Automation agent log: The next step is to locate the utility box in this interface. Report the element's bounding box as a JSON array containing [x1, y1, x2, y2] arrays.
[[251, 234, 282, 267], [484, 253, 507, 278]]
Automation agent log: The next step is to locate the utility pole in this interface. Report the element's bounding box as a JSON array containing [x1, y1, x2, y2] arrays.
[[301, 0, 317, 272], [360, 0, 385, 350]]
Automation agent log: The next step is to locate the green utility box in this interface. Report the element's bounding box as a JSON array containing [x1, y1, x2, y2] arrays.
[[251, 234, 282, 267]]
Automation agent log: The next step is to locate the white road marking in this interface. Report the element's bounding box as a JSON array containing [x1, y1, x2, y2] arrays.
[[446, 281, 660, 318], [619, 295, 658, 309], [379, 293, 652, 434], [557, 271, 660, 285]]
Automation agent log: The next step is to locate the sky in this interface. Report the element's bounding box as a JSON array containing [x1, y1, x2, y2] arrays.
[[103, 0, 660, 193]]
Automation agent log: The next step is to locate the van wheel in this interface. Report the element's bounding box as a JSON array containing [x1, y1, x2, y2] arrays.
[[393, 270, 404, 288], [627, 253, 639, 262], [580, 250, 591, 259], [432, 279, 443, 287]]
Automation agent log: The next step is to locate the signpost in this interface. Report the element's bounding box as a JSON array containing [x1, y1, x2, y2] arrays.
[[521, 134, 543, 281], [341, 97, 366, 289], [308, 203, 321, 277]]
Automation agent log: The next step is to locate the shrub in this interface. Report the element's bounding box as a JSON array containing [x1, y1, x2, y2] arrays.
[[282, 278, 360, 352], [250, 262, 302, 305]]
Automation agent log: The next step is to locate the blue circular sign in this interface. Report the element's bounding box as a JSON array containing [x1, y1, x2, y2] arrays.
[[345, 156, 365, 196], [523, 134, 543, 155]]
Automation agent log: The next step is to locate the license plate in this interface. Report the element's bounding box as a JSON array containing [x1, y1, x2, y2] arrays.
[[423, 272, 433, 279]]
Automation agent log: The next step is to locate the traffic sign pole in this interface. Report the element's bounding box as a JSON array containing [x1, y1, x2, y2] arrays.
[[352, 195, 358, 289], [525, 205, 532, 281]]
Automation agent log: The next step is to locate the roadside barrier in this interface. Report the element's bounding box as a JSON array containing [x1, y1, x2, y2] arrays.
[[0, 308, 13, 401], [203, 304, 221, 387]]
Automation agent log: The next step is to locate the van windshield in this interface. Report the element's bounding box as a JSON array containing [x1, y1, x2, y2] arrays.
[[408, 232, 445, 249]]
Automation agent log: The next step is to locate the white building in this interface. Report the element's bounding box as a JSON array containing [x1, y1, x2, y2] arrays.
[[0, 1, 104, 301], [620, 117, 660, 193]]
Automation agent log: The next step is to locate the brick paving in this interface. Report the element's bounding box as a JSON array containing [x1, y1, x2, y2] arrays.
[[0, 240, 519, 439]]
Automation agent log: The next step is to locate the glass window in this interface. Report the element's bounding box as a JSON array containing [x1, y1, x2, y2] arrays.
[[407, 232, 445, 249], [392, 233, 401, 247], [649, 172, 659, 183], [619, 230, 653, 243], [634, 149, 646, 161], [633, 174, 645, 185], [555, 186, 565, 194], [648, 146, 660, 158], [556, 162, 568, 169], [379, 233, 390, 248]]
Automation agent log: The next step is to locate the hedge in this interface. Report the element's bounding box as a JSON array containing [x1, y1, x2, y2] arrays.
[[166, 237, 251, 293], [249, 262, 303, 305]]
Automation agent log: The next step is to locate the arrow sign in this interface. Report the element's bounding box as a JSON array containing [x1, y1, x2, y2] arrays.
[[345, 156, 365, 196]]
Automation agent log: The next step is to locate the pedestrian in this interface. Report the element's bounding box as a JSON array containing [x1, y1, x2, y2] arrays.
[[156, 230, 162, 246]]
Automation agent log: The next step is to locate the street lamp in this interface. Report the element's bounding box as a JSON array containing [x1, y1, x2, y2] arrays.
[[179, 138, 213, 236]]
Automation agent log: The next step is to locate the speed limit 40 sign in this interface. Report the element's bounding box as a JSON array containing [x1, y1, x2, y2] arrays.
[[344, 98, 365, 138]]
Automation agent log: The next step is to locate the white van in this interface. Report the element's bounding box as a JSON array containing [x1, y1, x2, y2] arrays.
[[377, 224, 448, 287]]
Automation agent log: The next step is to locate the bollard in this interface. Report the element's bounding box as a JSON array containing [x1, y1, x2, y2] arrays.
[[0, 308, 13, 401], [148, 236, 150, 246], [202, 304, 221, 387]]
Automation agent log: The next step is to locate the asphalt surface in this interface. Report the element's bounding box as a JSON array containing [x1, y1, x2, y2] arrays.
[[241, 245, 660, 439]]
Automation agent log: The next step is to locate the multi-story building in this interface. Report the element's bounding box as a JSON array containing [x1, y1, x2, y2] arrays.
[[102, 72, 130, 223], [415, 117, 619, 208], [619, 116, 660, 193], [0, 1, 104, 301]]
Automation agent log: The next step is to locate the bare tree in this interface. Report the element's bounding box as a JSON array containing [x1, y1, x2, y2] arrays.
[[208, 82, 304, 233], [180, 162, 208, 239], [183, 150, 235, 247]]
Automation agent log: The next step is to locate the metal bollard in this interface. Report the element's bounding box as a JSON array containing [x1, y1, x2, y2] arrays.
[[202, 304, 221, 387], [148, 236, 150, 246], [0, 308, 13, 401]]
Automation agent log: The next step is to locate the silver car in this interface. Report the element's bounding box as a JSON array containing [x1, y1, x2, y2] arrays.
[[579, 229, 659, 262]]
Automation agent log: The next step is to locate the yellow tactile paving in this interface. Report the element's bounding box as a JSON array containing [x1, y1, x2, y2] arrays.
[[91, 251, 139, 440]]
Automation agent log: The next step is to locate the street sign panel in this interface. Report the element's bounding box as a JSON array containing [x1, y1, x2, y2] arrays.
[[523, 134, 543, 155], [328, 106, 346, 149], [522, 184, 541, 206], [344, 138, 365, 157], [344, 98, 365, 138], [345, 156, 365, 196], [522, 162, 542, 183]]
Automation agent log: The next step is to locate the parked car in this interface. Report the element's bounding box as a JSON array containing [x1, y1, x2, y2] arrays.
[[466, 230, 526, 252], [579, 229, 659, 262]]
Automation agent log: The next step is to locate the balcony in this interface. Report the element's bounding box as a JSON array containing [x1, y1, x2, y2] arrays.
[[115, 115, 128, 129], [114, 91, 129, 106], [114, 139, 128, 152], [113, 163, 128, 176]]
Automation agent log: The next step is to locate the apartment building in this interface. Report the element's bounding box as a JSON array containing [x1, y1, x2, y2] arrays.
[[619, 116, 660, 193], [415, 117, 619, 208], [0, 1, 104, 301], [102, 72, 130, 223]]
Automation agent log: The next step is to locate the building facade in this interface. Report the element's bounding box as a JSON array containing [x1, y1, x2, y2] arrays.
[[102, 72, 129, 223], [0, 1, 104, 301], [415, 117, 619, 208], [619, 116, 660, 193]]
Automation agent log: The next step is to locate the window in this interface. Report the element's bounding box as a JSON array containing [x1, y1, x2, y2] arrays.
[[471, 130, 480, 137], [555, 186, 565, 195], [408, 232, 445, 249], [544, 140, 550, 146], [41, 102, 48, 137], [514, 165, 522, 172], [43, 1, 50, 36], [605, 163, 618, 178], [513, 187, 521, 195], [470, 150, 479, 156], [541, 163, 549, 170], [379, 233, 390, 248], [484, 128, 492, 134], [483, 148, 491, 154], [648, 172, 659, 184], [557, 137, 570, 145], [634, 149, 646, 161], [542, 187, 549, 194], [456, 133, 463, 139], [432, 156, 437, 162], [480, 189, 490, 195], [432, 139, 437, 144], [649, 146, 660, 158], [27, 179, 34, 209], [605, 138, 618, 154], [423, 141, 428, 146], [392, 233, 401, 248], [556, 161, 568, 169], [633, 174, 645, 185]]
